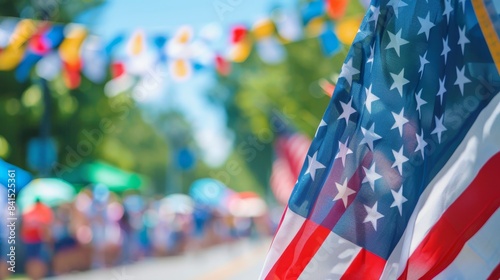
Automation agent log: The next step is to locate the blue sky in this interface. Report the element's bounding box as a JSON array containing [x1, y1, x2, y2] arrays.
[[77, 0, 298, 167], [78, 0, 298, 37]]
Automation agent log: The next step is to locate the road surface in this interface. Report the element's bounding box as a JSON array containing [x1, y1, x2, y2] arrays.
[[46, 238, 271, 280]]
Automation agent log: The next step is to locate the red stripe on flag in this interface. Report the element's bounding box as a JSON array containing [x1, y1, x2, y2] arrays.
[[265, 220, 331, 279], [487, 262, 500, 280], [399, 152, 500, 280], [341, 249, 386, 280]]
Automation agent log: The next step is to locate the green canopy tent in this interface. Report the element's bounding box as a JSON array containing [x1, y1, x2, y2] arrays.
[[61, 161, 149, 193]]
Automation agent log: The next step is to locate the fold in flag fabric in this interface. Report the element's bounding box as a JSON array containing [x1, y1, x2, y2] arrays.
[[260, 0, 500, 279]]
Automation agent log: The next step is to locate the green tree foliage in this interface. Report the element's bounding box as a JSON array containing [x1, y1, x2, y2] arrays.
[[0, 0, 104, 23], [211, 36, 350, 196]]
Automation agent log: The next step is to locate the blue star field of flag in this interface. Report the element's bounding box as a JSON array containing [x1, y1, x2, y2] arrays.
[[287, 0, 500, 259]]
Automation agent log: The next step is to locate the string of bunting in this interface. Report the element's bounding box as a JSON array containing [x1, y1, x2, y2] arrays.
[[0, 0, 366, 96]]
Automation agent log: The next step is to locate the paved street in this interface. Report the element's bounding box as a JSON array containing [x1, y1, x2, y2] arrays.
[[47, 238, 271, 280]]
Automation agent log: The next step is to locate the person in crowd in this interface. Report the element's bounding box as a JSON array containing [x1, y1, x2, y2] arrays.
[[88, 184, 109, 269], [191, 204, 213, 249], [51, 203, 79, 275], [21, 198, 53, 280]]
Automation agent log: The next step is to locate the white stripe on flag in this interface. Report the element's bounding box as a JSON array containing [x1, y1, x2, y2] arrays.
[[298, 232, 362, 280], [380, 93, 500, 280], [259, 207, 306, 279], [434, 209, 500, 280]]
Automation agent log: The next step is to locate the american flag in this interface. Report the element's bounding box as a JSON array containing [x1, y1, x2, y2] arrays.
[[261, 0, 500, 279]]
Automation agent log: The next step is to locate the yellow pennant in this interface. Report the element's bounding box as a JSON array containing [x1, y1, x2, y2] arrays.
[[128, 30, 145, 56], [0, 19, 37, 70], [229, 38, 252, 63], [336, 17, 362, 45], [253, 19, 275, 40], [59, 25, 87, 67]]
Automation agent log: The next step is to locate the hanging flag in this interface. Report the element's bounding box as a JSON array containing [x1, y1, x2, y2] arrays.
[[165, 25, 195, 81], [126, 29, 145, 56], [215, 54, 231, 76], [111, 61, 125, 78], [125, 30, 157, 76], [301, 0, 325, 25], [305, 17, 326, 37], [270, 132, 311, 206], [256, 37, 286, 64], [59, 24, 87, 89], [336, 16, 363, 45], [274, 9, 303, 42], [169, 59, 192, 81], [35, 51, 61, 81], [153, 34, 168, 62], [0, 19, 36, 70], [253, 19, 275, 40], [228, 25, 252, 63], [15, 24, 64, 82], [326, 0, 350, 20], [253, 19, 286, 64], [199, 23, 222, 43], [260, 0, 500, 279], [81, 35, 108, 83], [319, 23, 341, 56]]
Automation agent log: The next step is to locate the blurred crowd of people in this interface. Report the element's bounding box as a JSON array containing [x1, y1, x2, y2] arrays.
[[1, 184, 277, 280]]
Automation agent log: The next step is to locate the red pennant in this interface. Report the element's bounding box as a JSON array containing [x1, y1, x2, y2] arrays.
[[215, 55, 231, 76], [62, 60, 81, 89], [326, 0, 349, 20], [111, 61, 125, 78], [230, 25, 247, 44]]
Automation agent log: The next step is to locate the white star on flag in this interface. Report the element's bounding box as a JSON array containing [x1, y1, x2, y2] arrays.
[[335, 139, 353, 167], [333, 178, 356, 207], [367, 45, 375, 70], [390, 186, 408, 216], [338, 98, 357, 124], [390, 69, 409, 96], [442, 36, 451, 64], [418, 12, 434, 40], [415, 89, 427, 119], [315, 119, 327, 137], [443, 0, 453, 24], [437, 77, 446, 105], [362, 162, 382, 191], [364, 202, 384, 231], [418, 51, 429, 78], [455, 66, 471, 95], [368, 5, 380, 27], [415, 129, 428, 158], [340, 58, 360, 86], [387, 0, 408, 17], [359, 123, 382, 151], [391, 108, 408, 137], [365, 84, 379, 113], [305, 151, 326, 181], [386, 29, 409, 56], [391, 146, 408, 175], [431, 115, 447, 144], [458, 26, 470, 54]]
